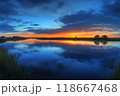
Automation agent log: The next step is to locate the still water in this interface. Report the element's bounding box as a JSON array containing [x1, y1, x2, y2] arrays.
[[1, 39, 120, 79]]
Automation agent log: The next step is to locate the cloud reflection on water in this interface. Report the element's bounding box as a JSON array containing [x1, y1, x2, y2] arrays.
[[1, 39, 120, 79]]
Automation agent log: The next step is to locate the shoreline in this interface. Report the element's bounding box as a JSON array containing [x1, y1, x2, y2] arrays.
[[1, 37, 120, 43], [37, 38, 120, 41]]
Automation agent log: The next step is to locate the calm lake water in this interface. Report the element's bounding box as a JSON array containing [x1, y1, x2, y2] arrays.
[[1, 39, 120, 79]]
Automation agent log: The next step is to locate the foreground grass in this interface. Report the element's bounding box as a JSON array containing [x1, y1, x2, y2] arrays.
[[0, 46, 31, 79], [111, 64, 120, 79]]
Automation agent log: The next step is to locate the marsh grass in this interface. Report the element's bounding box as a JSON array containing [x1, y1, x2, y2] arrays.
[[111, 64, 120, 79], [0, 46, 31, 79]]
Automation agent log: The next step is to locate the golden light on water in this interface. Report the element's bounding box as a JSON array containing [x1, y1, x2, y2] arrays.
[[9, 39, 98, 46]]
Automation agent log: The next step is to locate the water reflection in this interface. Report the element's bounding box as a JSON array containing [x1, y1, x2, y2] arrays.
[[1, 39, 120, 79], [7, 39, 109, 46], [8, 39, 96, 45], [94, 41, 108, 45]]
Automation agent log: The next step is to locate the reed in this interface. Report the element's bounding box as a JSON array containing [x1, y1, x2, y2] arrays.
[[0, 46, 31, 79]]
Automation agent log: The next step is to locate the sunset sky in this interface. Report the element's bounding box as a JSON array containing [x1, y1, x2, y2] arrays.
[[0, 0, 120, 38]]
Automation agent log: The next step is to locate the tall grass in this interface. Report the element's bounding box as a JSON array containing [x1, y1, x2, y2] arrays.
[[112, 64, 120, 79], [0, 46, 31, 79]]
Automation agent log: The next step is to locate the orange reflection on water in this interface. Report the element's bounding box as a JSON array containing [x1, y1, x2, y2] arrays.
[[10, 39, 97, 46]]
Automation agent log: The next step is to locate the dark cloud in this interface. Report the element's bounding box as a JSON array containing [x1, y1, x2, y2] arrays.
[[1, 0, 120, 34], [0, 16, 22, 23], [56, 9, 120, 32], [25, 23, 119, 34], [0, 2, 18, 15], [31, 24, 39, 26], [40, 6, 58, 14], [58, 9, 120, 25], [26, 27, 55, 34], [0, 0, 23, 24], [16, 19, 22, 23], [16, 0, 65, 15], [0, 1, 19, 33], [0, 23, 15, 32], [25, 9, 120, 34], [22, 22, 40, 26], [57, 1, 64, 9], [17, 24, 24, 27], [25, 22, 95, 34], [0, 0, 8, 2], [16, 0, 54, 8], [23, 21, 32, 24], [102, 0, 120, 17]]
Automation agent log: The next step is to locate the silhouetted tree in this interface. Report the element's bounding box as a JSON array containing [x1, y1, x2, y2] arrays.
[[13, 36, 19, 38], [94, 35, 100, 38], [101, 35, 108, 38], [0, 36, 5, 38]]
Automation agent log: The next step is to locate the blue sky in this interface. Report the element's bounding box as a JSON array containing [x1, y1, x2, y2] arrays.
[[0, 0, 120, 37]]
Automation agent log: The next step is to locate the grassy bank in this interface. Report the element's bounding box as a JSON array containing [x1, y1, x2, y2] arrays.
[[0, 46, 31, 79]]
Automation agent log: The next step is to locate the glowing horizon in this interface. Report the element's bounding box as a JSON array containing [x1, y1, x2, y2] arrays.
[[1, 31, 120, 38]]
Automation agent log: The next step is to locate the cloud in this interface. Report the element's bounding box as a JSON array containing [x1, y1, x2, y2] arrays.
[[26, 27, 56, 34], [0, 23, 16, 33], [0, 1, 18, 16], [58, 9, 119, 25], [0, 16, 22, 23], [40, 6, 58, 14], [16, 0, 54, 8], [23, 21, 32, 24], [56, 9, 120, 32], [0, 0, 22, 24], [102, 0, 120, 17], [0, 1, 21, 33], [57, 1, 64, 9], [25, 22, 96, 34], [16, 0, 65, 15], [31, 24, 39, 26], [25, 9, 120, 34], [1, 0, 120, 34], [0, 0, 8, 2], [22, 22, 39, 26]]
